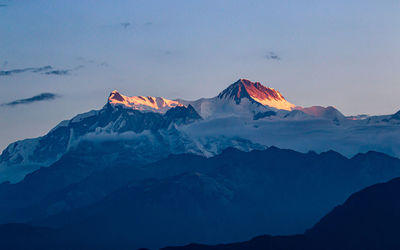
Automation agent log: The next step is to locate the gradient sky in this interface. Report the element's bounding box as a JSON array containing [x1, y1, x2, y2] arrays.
[[1, 0, 400, 151]]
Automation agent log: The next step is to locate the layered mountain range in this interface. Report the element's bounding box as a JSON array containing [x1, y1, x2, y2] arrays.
[[1, 148, 400, 249], [1, 78, 400, 249], [3, 177, 400, 250], [1, 147, 400, 249], [1, 79, 400, 183]]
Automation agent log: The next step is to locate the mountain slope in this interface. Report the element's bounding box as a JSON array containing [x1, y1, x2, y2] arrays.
[[0, 102, 202, 183], [306, 177, 400, 250], [164, 177, 400, 250]]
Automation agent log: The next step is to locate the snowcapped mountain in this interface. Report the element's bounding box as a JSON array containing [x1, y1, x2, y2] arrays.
[[0, 81, 269, 183], [218, 78, 295, 110], [295, 106, 345, 120], [179, 79, 295, 118], [1, 78, 400, 183], [179, 79, 346, 121], [108, 90, 183, 113]]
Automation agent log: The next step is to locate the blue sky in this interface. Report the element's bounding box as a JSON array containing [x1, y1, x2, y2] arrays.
[[0, 0, 399, 150]]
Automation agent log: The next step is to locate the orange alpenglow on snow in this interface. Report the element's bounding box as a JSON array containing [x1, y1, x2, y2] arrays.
[[108, 90, 183, 113], [218, 79, 296, 111]]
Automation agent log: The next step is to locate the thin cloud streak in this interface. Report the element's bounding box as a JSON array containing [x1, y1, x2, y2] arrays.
[[0, 65, 81, 76], [0, 66, 52, 76], [44, 70, 71, 75], [1, 93, 60, 107]]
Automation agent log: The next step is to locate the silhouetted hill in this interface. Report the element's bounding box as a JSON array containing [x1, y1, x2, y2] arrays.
[[306, 177, 400, 250], [164, 177, 400, 250]]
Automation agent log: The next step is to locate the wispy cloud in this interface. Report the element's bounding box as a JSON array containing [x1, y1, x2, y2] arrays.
[[120, 22, 131, 29], [0, 65, 81, 76], [32, 66, 53, 73], [1, 93, 60, 107], [0, 66, 51, 76], [44, 69, 71, 75], [264, 51, 281, 61]]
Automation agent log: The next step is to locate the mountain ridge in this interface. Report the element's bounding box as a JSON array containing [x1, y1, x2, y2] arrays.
[[1, 146, 400, 249], [108, 90, 184, 113], [2, 78, 400, 184]]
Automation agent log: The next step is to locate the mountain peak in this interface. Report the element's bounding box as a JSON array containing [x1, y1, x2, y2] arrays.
[[217, 79, 295, 110], [108, 90, 183, 113], [109, 90, 125, 102]]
